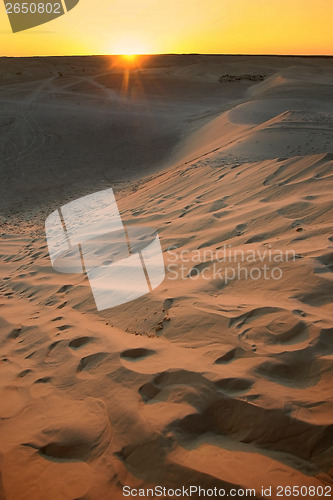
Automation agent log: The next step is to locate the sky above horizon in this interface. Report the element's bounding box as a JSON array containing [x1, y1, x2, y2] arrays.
[[1, 0, 333, 56]]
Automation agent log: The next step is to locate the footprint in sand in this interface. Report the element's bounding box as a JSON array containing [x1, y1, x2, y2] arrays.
[[45, 340, 72, 366], [17, 369, 32, 378], [57, 301, 68, 309], [212, 210, 230, 219], [30, 377, 54, 397], [235, 223, 247, 236], [138, 382, 161, 402], [163, 298, 174, 311], [57, 285, 73, 294], [208, 198, 228, 212], [56, 325, 72, 332], [120, 348, 155, 361], [293, 309, 306, 317], [214, 347, 245, 364], [314, 252, 333, 273], [34, 376, 52, 384], [68, 337, 94, 349], [215, 377, 254, 394], [77, 352, 111, 373]]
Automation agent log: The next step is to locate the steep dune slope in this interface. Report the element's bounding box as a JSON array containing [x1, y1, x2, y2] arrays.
[[172, 67, 333, 165]]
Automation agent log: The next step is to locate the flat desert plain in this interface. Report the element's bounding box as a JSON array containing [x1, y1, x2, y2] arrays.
[[0, 55, 332, 499]]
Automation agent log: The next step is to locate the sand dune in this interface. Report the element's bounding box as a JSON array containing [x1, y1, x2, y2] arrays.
[[174, 66, 333, 164], [0, 55, 332, 499]]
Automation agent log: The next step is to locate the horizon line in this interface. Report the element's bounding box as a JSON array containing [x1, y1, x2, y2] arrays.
[[1, 52, 333, 58]]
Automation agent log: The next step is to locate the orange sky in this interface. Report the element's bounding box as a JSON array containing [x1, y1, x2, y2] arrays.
[[1, 0, 333, 56]]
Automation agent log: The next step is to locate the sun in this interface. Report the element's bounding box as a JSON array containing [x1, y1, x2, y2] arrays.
[[119, 54, 138, 66], [122, 54, 137, 63]]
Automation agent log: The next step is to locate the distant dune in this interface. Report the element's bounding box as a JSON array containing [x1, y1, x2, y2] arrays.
[[0, 55, 332, 500]]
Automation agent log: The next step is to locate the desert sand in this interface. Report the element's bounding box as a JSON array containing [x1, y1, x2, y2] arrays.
[[0, 55, 332, 499]]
